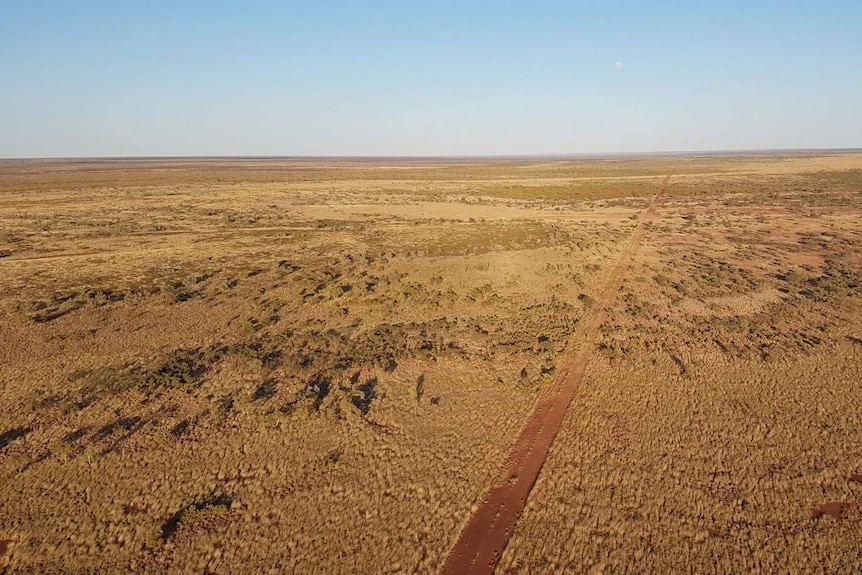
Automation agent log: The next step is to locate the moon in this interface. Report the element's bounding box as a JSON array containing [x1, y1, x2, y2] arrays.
[[615, 61, 623, 71]]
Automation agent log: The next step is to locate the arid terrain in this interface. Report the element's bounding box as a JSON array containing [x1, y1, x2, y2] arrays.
[[1, 153, 860, 573]]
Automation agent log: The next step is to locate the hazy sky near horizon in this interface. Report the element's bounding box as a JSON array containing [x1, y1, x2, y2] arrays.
[[1, 1, 860, 157]]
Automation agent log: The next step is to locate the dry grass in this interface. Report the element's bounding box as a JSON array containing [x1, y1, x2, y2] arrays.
[[0, 153, 860, 573]]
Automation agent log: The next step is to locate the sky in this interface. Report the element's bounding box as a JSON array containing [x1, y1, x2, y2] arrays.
[[1, 1, 860, 157]]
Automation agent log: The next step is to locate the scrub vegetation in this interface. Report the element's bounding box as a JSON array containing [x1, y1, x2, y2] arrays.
[[0, 153, 860, 573]]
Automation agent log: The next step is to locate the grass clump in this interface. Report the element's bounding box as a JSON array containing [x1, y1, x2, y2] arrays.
[[161, 494, 233, 540]]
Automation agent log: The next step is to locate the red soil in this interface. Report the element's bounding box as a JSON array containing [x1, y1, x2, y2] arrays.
[[442, 170, 673, 575], [810, 502, 857, 520], [0, 539, 13, 558]]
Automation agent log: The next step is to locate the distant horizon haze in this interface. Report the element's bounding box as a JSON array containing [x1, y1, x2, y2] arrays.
[[3, 147, 862, 162]]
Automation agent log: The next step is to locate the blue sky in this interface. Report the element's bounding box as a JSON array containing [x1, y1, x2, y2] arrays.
[[1, 1, 860, 157]]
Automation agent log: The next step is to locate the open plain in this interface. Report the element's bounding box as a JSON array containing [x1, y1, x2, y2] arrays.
[[1, 153, 861, 573]]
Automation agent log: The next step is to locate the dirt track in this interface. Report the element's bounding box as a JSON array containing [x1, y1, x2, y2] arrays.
[[442, 170, 673, 575]]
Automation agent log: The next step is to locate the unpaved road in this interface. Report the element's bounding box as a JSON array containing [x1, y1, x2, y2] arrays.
[[442, 170, 673, 575]]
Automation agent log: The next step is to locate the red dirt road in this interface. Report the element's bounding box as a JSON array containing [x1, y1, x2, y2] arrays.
[[442, 170, 673, 575]]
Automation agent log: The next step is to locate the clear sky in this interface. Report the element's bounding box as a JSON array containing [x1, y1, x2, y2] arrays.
[[1, 1, 860, 157]]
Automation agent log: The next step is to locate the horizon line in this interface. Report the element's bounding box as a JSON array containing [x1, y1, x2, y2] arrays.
[[2, 146, 861, 163]]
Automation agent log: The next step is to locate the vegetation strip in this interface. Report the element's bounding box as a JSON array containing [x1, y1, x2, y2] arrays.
[[443, 169, 673, 575]]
